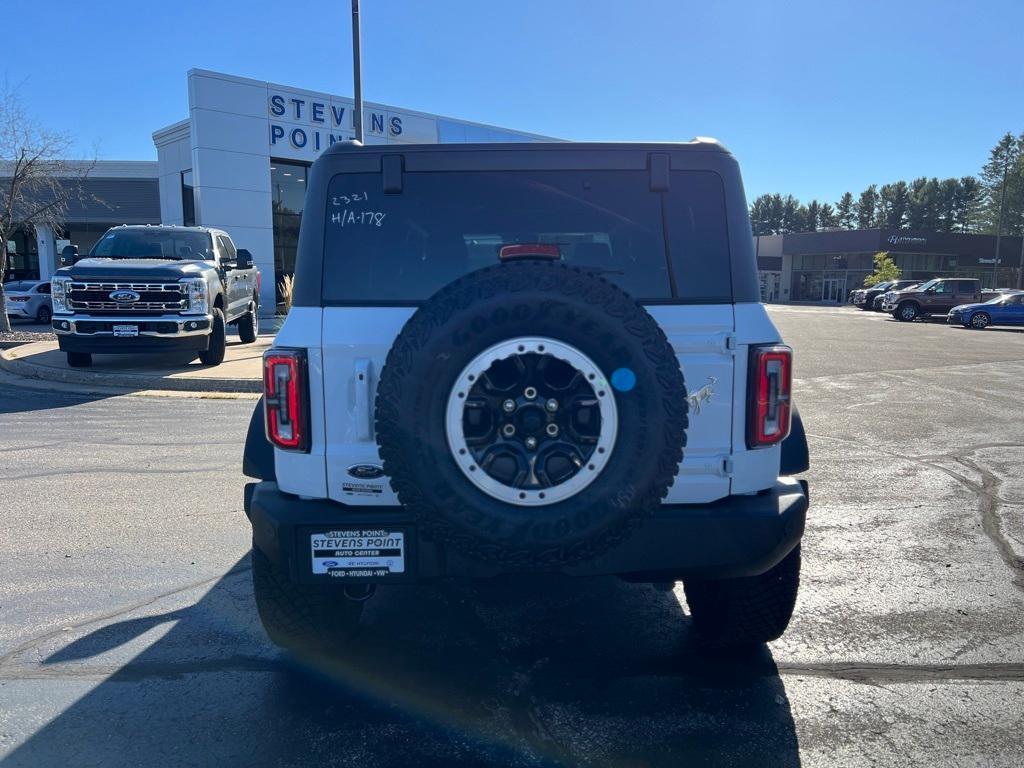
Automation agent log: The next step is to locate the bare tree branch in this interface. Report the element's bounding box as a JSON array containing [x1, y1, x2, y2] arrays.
[[0, 82, 78, 333]]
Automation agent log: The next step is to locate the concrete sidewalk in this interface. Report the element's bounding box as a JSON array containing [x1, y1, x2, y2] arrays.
[[0, 336, 268, 394]]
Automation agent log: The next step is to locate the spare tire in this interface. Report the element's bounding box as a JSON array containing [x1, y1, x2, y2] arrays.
[[375, 261, 688, 567]]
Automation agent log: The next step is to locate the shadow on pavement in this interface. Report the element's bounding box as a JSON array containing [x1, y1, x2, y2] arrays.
[[3, 556, 801, 768], [0, 378, 120, 414]]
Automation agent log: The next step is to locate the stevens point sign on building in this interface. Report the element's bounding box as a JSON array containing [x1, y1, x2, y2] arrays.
[[267, 88, 441, 160]]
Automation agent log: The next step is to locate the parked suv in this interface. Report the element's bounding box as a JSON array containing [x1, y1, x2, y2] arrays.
[[51, 225, 260, 367], [242, 140, 810, 653], [883, 277, 981, 321], [3, 280, 52, 324], [856, 279, 917, 311]]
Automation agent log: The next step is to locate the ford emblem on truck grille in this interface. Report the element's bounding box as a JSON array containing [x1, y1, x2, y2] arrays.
[[109, 290, 141, 303], [347, 464, 385, 479]]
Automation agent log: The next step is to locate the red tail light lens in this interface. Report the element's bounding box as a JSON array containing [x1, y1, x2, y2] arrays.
[[498, 243, 561, 261], [264, 349, 309, 452], [747, 344, 793, 448]]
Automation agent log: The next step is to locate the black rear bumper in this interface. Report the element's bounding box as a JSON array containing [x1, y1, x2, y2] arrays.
[[245, 478, 808, 584]]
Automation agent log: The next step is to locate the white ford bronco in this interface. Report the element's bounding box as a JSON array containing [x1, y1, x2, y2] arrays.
[[242, 140, 809, 652]]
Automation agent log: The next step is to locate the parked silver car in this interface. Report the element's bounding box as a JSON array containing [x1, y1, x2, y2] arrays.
[[3, 280, 53, 324]]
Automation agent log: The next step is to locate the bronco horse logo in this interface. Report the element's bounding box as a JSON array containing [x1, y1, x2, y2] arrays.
[[687, 376, 717, 416]]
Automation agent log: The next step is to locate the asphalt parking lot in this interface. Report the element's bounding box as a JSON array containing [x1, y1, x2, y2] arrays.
[[1, 304, 1022, 767]]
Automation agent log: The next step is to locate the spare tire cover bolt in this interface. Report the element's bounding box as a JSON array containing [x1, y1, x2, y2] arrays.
[[525, 436, 538, 450], [545, 398, 558, 412], [546, 423, 559, 437], [502, 424, 516, 437], [502, 399, 516, 413], [524, 386, 538, 400]]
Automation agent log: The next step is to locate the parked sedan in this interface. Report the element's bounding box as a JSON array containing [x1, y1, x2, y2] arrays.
[[948, 291, 1024, 329], [3, 280, 53, 323]]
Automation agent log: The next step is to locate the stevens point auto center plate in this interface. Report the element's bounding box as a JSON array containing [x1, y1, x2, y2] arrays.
[[310, 530, 405, 578]]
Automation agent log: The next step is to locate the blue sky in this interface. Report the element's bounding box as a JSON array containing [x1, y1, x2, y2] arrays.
[[6, 0, 1022, 203]]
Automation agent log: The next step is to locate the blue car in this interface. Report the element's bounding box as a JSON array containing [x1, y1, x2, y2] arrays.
[[948, 291, 1024, 329]]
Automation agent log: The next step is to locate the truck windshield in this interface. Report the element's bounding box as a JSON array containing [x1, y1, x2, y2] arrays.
[[321, 169, 732, 303], [89, 230, 214, 260]]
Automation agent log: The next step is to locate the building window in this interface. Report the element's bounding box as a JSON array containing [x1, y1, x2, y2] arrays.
[[271, 160, 310, 305], [181, 170, 195, 226]]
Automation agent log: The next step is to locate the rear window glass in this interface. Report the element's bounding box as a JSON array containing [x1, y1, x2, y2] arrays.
[[322, 170, 731, 303]]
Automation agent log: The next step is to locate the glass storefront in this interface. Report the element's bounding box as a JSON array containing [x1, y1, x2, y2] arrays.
[[2, 228, 39, 281], [271, 160, 310, 306], [786, 250, 1005, 301]]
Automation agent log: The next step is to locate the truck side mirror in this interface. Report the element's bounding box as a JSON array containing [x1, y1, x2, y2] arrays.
[[60, 244, 79, 266], [236, 249, 254, 269]]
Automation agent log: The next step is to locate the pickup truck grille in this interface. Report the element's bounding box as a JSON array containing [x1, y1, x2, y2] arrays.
[[68, 282, 187, 314]]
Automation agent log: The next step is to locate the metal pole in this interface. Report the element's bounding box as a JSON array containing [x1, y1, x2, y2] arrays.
[[351, 0, 363, 143], [992, 158, 1009, 288]]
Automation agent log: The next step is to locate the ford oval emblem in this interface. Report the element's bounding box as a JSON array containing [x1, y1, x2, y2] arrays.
[[347, 464, 385, 479], [109, 289, 140, 303]]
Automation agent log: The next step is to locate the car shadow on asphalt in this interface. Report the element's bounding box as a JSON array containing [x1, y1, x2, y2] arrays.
[[3, 556, 801, 768], [0, 378, 120, 414]]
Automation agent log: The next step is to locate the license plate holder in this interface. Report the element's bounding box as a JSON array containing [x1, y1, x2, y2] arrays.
[[309, 528, 407, 580], [112, 325, 139, 337]]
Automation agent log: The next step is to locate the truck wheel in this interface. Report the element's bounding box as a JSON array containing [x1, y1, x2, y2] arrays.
[[375, 261, 688, 568], [198, 308, 226, 365], [238, 300, 259, 343], [684, 545, 801, 648], [66, 352, 92, 368], [251, 547, 363, 654], [970, 312, 990, 329], [896, 301, 919, 322]]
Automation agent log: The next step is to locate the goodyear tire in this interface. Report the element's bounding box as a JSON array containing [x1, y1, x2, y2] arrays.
[[199, 308, 226, 365], [684, 544, 801, 648], [238, 299, 259, 343], [252, 547, 363, 654], [375, 261, 688, 567]]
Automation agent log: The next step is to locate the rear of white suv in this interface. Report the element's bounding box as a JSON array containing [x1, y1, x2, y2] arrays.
[[244, 141, 809, 653]]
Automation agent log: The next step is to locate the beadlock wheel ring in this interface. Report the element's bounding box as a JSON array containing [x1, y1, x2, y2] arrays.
[[445, 337, 618, 507]]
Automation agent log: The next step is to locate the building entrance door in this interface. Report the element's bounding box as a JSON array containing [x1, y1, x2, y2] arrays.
[[759, 271, 781, 303], [822, 277, 846, 302]]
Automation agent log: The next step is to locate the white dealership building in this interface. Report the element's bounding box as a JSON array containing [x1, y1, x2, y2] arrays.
[[153, 69, 552, 313]]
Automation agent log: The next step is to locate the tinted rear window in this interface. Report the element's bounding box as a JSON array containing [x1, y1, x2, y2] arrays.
[[322, 170, 730, 303]]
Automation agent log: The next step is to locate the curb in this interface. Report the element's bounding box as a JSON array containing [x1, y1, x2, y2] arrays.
[[0, 345, 262, 395]]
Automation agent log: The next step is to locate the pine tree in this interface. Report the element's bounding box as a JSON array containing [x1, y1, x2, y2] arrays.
[[978, 132, 1024, 235], [835, 192, 856, 229], [804, 200, 822, 232], [818, 203, 838, 229], [878, 181, 909, 228], [856, 185, 879, 228], [955, 176, 981, 233]]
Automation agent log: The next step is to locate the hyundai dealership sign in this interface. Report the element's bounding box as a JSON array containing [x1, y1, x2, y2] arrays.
[[153, 69, 551, 313]]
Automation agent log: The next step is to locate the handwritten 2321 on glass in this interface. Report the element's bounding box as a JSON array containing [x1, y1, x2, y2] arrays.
[[331, 191, 386, 228]]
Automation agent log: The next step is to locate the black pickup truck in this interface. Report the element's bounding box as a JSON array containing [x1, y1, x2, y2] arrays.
[[51, 225, 261, 367]]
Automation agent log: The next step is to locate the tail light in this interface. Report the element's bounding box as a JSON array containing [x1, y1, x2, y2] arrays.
[[499, 243, 561, 261], [747, 344, 792, 448], [264, 349, 310, 451]]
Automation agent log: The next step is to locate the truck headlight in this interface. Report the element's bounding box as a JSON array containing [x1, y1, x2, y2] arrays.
[[181, 277, 209, 315], [51, 277, 72, 314]]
